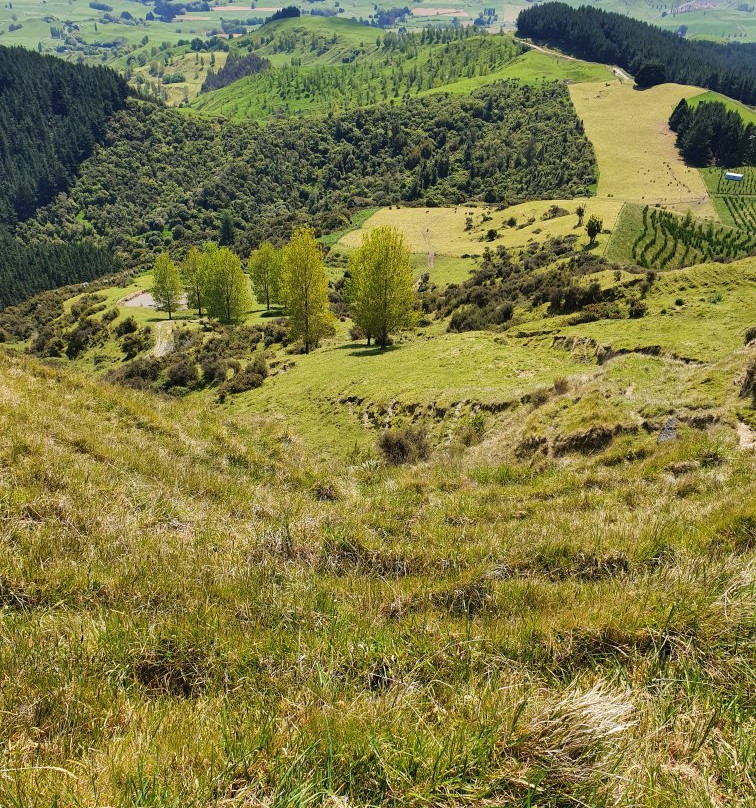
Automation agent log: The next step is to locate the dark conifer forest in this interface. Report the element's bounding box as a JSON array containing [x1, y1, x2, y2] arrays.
[[0, 46, 129, 224], [0, 45, 128, 307], [200, 52, 271, 93], [669, 99, 756, 167], [0, 230, 119, 309], [517, 3, 756, 104]]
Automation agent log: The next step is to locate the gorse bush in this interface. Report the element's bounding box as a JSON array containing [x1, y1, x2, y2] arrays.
[[377, 425, 430, 464]]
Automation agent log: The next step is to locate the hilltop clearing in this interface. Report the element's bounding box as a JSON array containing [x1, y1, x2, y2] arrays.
[[569, 82, 717, 217]]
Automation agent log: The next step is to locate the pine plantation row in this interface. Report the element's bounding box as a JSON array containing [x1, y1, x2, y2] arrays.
[[631, 206, 755, 269], [722, 196, 756, 234]]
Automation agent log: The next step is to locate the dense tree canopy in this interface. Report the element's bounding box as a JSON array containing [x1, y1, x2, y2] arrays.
[[200, 52, 271, 93], [0, 228, 119, 309], [0, 45, 128, 225], [282, 227, 334, 354], [669, 99, 756, 167], [19, 84, 596, 267], [517, 3, 756, 104], [152, 252, 183, 319], [347, 226, 416, 348]]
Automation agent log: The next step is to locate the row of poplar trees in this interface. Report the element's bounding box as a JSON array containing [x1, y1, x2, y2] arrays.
[[152, 225, 416, 353]]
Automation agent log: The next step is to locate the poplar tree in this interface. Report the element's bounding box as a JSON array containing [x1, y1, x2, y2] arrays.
[[203, 246, 251, 324], [282, 227, 334, 354], [182, 246, 206, 316], [249, 241, 282, 311], [348, 225, 416, 348], [152, 252, 183, 320]]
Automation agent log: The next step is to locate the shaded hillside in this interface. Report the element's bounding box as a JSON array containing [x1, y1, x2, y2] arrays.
[[0, 230, 120, 310], [517, 2, 756, 104], [0, 45, 128, 224], [19, 83, 597, 266]]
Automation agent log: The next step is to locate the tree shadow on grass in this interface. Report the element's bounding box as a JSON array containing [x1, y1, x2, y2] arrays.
[[335, 343, 400, 358]]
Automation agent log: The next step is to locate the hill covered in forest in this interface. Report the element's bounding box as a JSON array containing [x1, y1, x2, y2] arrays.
[[517, 2, 756, 104], [16, 81, 597, 268], [0, 45, 127, 306]]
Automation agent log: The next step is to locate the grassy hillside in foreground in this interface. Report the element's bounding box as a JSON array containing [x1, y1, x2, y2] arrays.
[[231, 256, 756, 452], [1, 324, 755, 805]]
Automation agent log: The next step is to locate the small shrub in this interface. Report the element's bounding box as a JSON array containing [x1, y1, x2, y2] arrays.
[[529, 386, 551, 408], [166, 357, 199, 389], [220, 355, 268, 395], [115, 316, 138, 337], [200, 357, 228, 384], [458, 412, 487, 447], [628, 299, 648, 318], [741, 358, 756, 404], [744, 326, 756, 344], [377, 426, 430, 465]]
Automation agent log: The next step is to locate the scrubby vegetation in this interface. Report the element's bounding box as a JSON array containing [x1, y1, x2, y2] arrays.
[[433, 236, 649, 331], [517, 2, 756, 104]]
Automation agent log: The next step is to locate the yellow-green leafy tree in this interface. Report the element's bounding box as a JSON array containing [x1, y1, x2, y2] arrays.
[[282, 227, 334, 354], [152, 252, 183, 320], [203, 245, 251, 324], [248, 241, 282, 311], [182, 246, 207, 316], [348, 225, 416, 348]]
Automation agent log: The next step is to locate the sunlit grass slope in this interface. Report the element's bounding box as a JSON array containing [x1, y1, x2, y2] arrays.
[[569, 82, 716, 217], [1, 334, 755, 806], [191, 30, 614, 120], [236, 256, 756, 456]]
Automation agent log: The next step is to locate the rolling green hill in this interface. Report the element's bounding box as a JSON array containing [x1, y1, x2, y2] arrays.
[[190, 24, 613, 119], [1, 5, 755, 804]]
